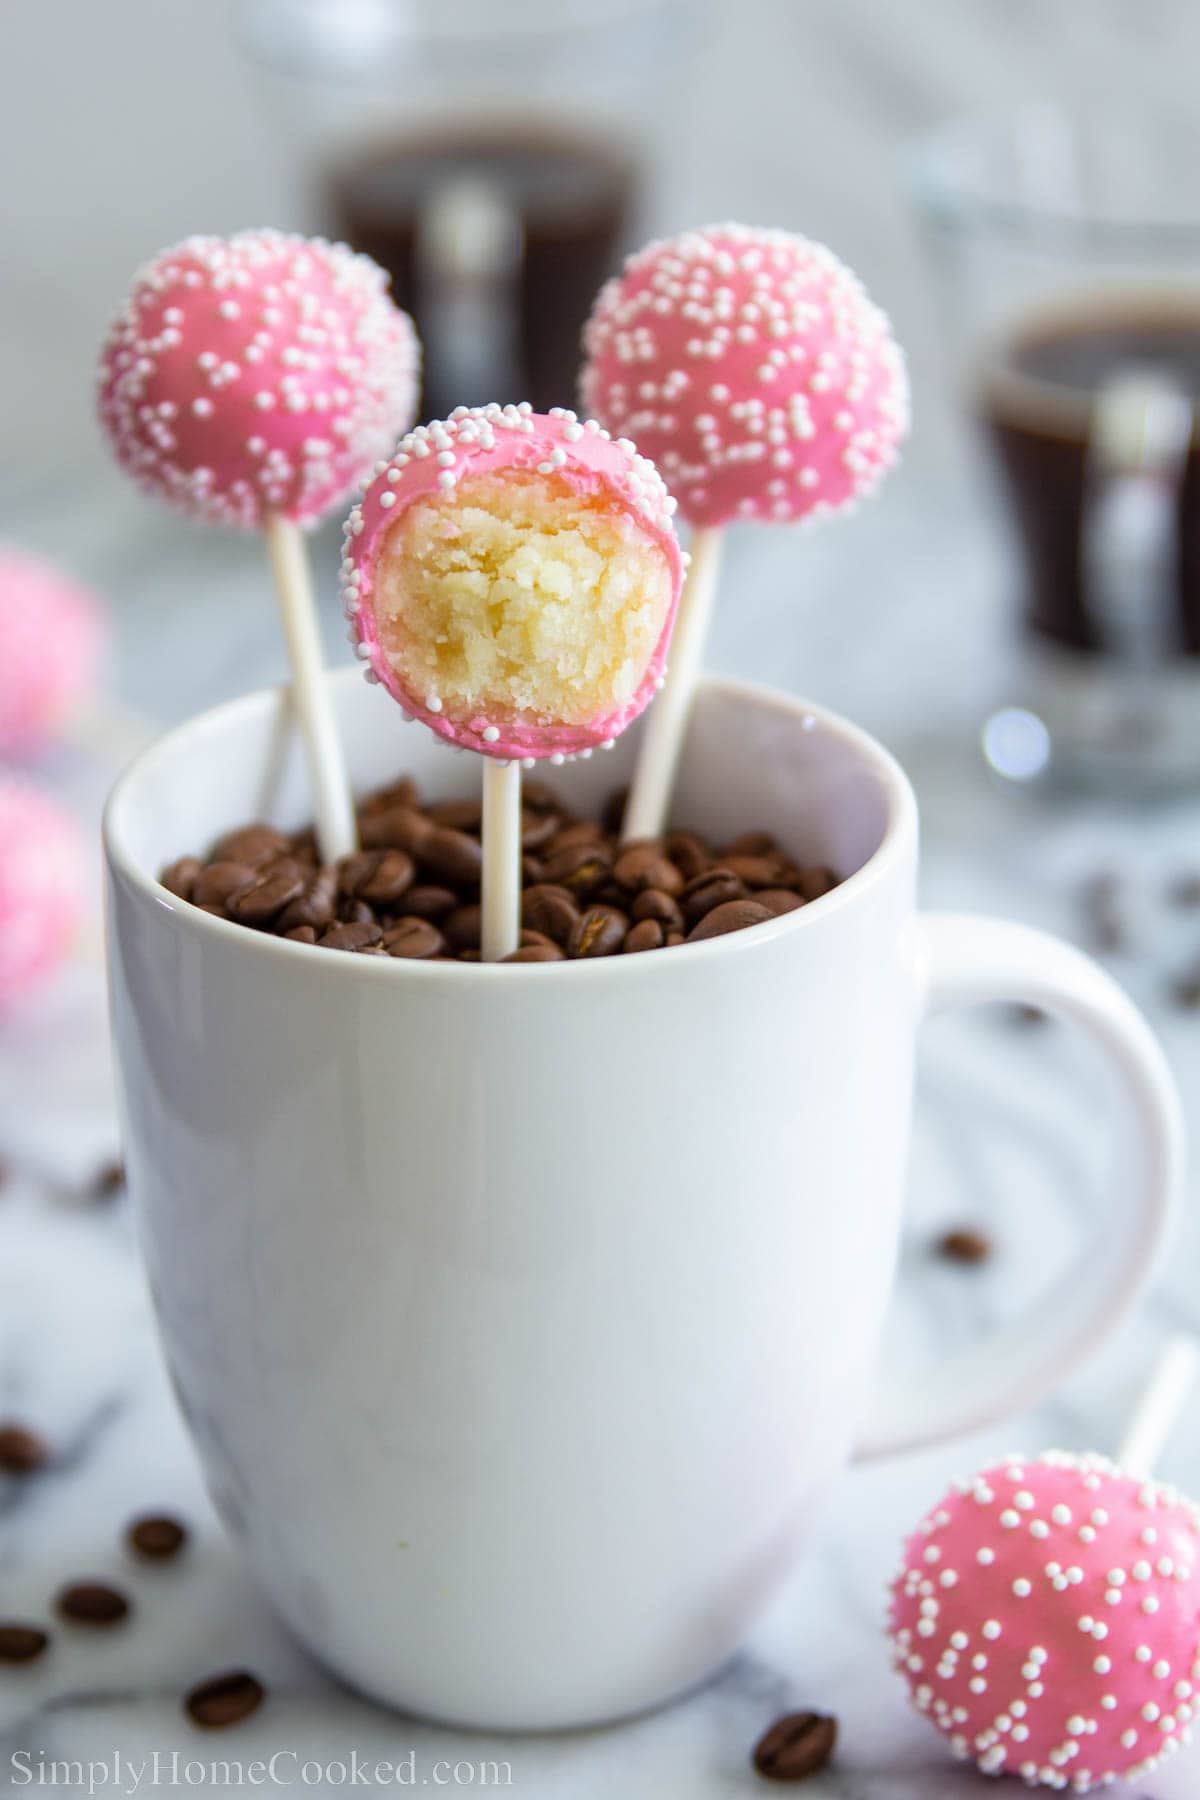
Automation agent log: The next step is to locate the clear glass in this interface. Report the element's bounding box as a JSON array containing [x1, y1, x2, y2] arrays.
[[238, 0, 700, 419], [912, 103, 1200, 793]]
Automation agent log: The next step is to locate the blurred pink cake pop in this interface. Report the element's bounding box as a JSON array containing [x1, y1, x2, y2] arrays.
[[0, 779, 85, 1005], [343, 403, 684, 761], [581, 221, 908, 529], [889, 1450, 1200, 1791], [0, 549, 106, 754], [97, 229, 419, 530]]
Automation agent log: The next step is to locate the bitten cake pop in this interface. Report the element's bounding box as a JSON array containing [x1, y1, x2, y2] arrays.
[[580, 222, 908, 840], [0, 549, 105, 755], [0, 779, 86, 1005], [344, 403, 683, 957], [97, 229, 420, 862]]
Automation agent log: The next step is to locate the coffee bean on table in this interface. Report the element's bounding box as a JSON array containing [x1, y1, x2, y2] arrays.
[[570, 906, 628, 959], [185, 1669, 265, 1729], [160, 856, 203, 900], [383, 919, 445, 959], [624, 918, 664, 953], [56, 1583, 130, 1626], [419, 826, 484, 888], [752, 1710, 837, 1781], [0, 1424, 50, 1474], [127, 1514, 188, 1560], [937, 1227, 992, 1265], [688, 899, 774, 942], [0, 1623, 49, 1662], [681, 870, 747, 927]]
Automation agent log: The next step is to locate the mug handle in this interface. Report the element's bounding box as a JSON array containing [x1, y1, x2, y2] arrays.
[[854, 912, 1183, 1460]]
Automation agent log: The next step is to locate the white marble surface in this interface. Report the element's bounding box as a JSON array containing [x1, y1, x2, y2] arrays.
[[6, 1, 1200, 1793]]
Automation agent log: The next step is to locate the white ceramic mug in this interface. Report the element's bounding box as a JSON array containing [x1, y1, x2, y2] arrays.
[[103, 671, 1182, 1732]]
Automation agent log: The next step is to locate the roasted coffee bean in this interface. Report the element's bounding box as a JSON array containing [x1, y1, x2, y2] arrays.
[[337, 897, 378, 926], [359, 806, 432, 855], [520, 809, 559, 851], [722, 853, 788, 889], [287, 829, 319, 867], [443, 904, 482, 951], [631, 888, 684, 930], [185, 1669, 265, 1729], [546, 820, 605, 853], [285, 925, 317, 945], [228, 861, 306, 928], [419, 826, 484, 887], [794, 867, 838, 901], [191, 861, 257, 910], [681, 868, 745, 926], [383, 919, 445, 959], [90, 1161, 126, 1200], [665, 929, 686, 947], [0, 1424, 49, 1474], [600, 785, 630, 837], [338, 849, 414, 907], [359, 776, 418, 817], [724, 829, 779, 857], [757, 888, 805, 917], [522, 855, 545, 885], [276, 870, 338, 932], [319, 921, 383, 953], [570, 905, 628, 959], [540, 842, 612, 898], [521, 778, 565, 814], [127, 1514, 188, 1560], [211, 824, 292, 868], [687, 899, 773, 942], [612, 842, 684, 896], [57, 1583, 130, 1626], [664, 830, 711, 881], [160, 856, 203, 900], [0, 1623, 48, 1662], [623, 918, 664, 953], [520, 929, 558, 949], [937, 1227, 992, 1265], [502, 943, 565, 963], [400, 884, 457, 922], [426, 797, 482, 832], [523, 885, 579, 946], [459, 949, 482, 963], [752, 1710, 837, 1782]]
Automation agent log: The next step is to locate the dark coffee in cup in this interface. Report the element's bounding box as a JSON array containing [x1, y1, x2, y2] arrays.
[[330, 125, 635, 419], [980, 300, 1200, 656]]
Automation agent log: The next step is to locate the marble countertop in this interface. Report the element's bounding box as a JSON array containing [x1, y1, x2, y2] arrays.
[[3, 460, 1200, 1800]]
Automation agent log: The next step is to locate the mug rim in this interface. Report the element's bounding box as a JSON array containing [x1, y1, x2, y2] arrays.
[[102, 672, 918, 984]]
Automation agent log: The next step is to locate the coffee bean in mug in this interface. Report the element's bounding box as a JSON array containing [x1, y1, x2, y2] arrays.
[[105, 670, 1180, 1729]]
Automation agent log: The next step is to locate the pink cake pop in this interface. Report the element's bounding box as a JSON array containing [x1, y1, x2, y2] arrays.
[[580, 222, 908, 530], [97, 229, 419, 530], [0, 779, 85, 1005], [343, 403, 684, 761], [0, 549, 106, 754], [889, 1450, 1200, 1791]]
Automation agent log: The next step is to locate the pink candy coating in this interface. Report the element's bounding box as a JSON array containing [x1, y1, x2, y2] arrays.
[[581, 222, 908, 529], [0, 549, 106, 753], [0, 779, 85, 1005], [888, 1451, 1200, 1791], [343, 404, 684, 761], [97, 230, 419, 530]]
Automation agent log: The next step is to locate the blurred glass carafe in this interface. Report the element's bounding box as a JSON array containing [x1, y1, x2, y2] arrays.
[[240, 0, 693, 420], [913, 105, 1200, 792]]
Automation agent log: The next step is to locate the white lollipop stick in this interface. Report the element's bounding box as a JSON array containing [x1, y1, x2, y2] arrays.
[[481, 758, 522, 963], [621, 525, 724, 843], [264, 513, 358, 866], [1117, 1333, 1200, 1477]]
